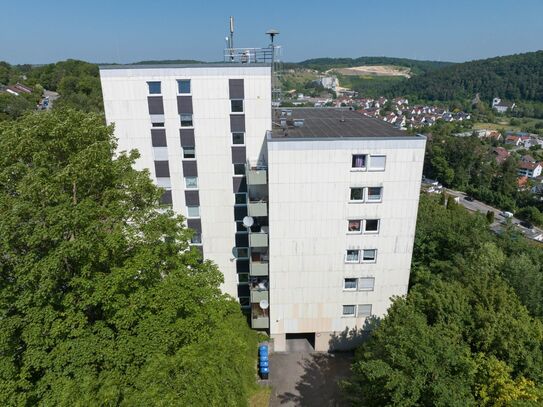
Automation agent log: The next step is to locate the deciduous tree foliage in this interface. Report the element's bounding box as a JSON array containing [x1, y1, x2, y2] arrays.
[[343, 196, 543, 406], [0, 109, 259, 406]]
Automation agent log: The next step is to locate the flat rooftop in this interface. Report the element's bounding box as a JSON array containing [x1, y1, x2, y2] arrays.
[[99, 62, 270, 70], [271, 108, 407, 139]]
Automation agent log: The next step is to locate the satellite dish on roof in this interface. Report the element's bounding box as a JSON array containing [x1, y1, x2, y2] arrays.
[[242, 216, 254, 228], [259, 300, 269, 309]]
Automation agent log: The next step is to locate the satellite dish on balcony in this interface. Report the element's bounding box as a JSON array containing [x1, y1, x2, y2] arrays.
[[243, 216, 254, 228], [259, 300, 269, 309]]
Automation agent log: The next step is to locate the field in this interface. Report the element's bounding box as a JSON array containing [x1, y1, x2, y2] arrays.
[[328, 65, 412, 78]]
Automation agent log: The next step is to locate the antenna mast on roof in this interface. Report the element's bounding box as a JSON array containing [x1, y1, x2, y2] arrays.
[[228, 16, 235, 61]]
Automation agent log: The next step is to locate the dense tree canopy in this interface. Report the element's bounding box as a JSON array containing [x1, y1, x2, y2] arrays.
[[343, 195, 543, 406], [0, 109, 259, 406]]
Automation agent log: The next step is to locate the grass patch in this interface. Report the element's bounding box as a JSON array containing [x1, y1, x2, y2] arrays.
[[249, 386, 272, 407]]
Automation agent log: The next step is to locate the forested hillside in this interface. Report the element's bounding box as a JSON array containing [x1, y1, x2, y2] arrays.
[[293, 56, 453, 75], [394, 51, 543, 102]]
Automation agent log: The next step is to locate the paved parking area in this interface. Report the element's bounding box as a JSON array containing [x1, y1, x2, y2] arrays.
[[269, 350, 353, 407]]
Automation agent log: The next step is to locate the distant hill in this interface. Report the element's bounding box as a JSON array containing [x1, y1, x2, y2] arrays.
[[293, 57, 453, 75], [393, 50, 543, 102]]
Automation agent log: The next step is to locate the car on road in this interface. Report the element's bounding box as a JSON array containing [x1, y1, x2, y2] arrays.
[[519, 221, 534, 229], [464, 196, 474, 202], [500, 211, 514, 218]]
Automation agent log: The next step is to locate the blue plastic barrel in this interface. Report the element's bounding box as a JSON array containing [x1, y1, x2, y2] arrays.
[[260, 360, 269, 367], [259, 345, 268, 353], [260, 367, 269, 374]]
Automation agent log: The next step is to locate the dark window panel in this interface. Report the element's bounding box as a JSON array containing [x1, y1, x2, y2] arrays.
[[230, 114, 245, 132], [232, 177, 247, 193], [154, 161, 170, 177], [229, 79, 244, 99], [231, 99, 244, 112], [231, 146, 246, 164], [151, 129, 167, 147], [148, 81, 161, 94], [179, 129, 195, 146], [147, 96, 164, 114], [182, 160, 198, 177], [185, 190, 200, 206], [177, 79, 191, 94], [187, 218, 202, 234], [177, 96, 193, 114], [237, 260, 250, 273], [235, 233, 249, 247], [234, 205, 248, 220], [237, 284, 250, 297], [160, 190, 172, 205]]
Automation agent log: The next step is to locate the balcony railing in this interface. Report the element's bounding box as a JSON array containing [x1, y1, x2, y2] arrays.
[[249, 232, 268, 247], [250, 288, 268, 303], [248, 201, 267, 217], [247, 168, 267, 185], [251, 316, 269, 329], [250, 260, 269, 276]]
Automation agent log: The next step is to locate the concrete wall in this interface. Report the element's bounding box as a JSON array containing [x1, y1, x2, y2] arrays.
[[267, 136, 426, 351], [100, 65, 271, 298]]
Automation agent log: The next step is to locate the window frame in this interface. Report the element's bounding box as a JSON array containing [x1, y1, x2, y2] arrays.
[[342, 305, 356, 317], [190, 232, 202, 245], [347, 219, 362, 234], [343, 278, 358, 291], [238, 273, 249, 284], [349, 187, 365, 202], [177, 79, 191, 94], [232, 132, 245, 145], [186, 205, 200, 218], [366, 187, 383, 202], [369, 155, 386, 171], [345, 249, 360, 263], [234, 193, 248, 206], [233, 163, 246, 176], [357, 304, 373, 318], [361, 249, 377, 263], [351, 154, 367, 170], [235, 247, 249, 259], [364, 219, 380, 234], [183, 146, 196, 159], [359, 277, 375, 292], [231, 99, 244, 113], [184, 176, 198, 190], [147, 81, 161, 94], [180, 113, 193, 127]]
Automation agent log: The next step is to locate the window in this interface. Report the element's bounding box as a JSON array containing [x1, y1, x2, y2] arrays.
[[177, 79, 191, 94], [236, 221, 247, 232], [369, 155, 386, 171], [187, 206, 200, 218], [352, 154, 367, 169], [348, 220, 361, 233], [342, 305, 356, 317], [364, 219, 380, 233], [231, 99, 244, 113], [185, 176, 198, 189], [183, 146, 195, 159], [233, 163, 245, 176], [152, 122, 165, 127], [344, 278, 358, 290], [350, 188, 364, 201], [345, 250, 359, 263], [180, 114, 193, 127], [148, 81, 161, 94], [238, 273, 249, 284], [359, 277, 375, 291], [235, 248, 249, 258], [232, 132, 245, 145], [190, 233, 202, 244], [239, 297, 250, 307], [235, 193, 247, 205], [362, 249, 377, 263], [358, 304, 372, 317], [367, 187, 383, 201]]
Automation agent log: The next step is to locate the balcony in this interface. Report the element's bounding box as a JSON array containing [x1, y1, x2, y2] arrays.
[[247, 168, 267, 185], [251, 316, 269, 329], [250, 288, 268, 303], [248, 201, 267, 217], [249, 232, 268, 247], [250, 261, 269, 276]]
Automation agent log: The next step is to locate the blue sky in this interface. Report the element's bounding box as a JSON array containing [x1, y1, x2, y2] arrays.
[[1, 0, 542, 64]]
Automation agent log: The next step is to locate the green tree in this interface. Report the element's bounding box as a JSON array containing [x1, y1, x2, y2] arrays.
[[0, 109, 259, 406]]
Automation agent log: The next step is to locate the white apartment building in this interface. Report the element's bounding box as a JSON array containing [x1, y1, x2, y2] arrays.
[[100, 63, 426, 352]]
